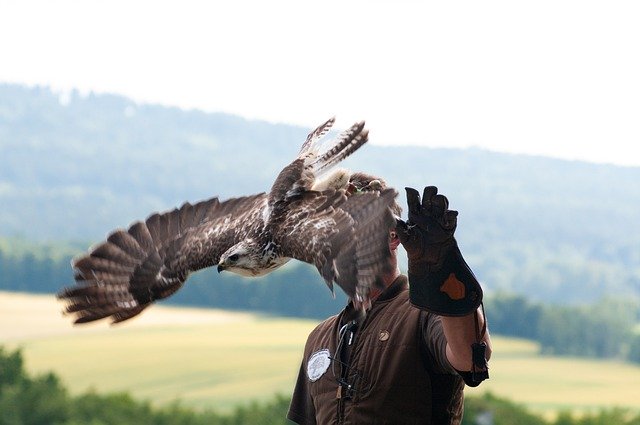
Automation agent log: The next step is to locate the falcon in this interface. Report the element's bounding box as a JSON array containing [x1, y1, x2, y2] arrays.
[[57, 118, 398, 324]]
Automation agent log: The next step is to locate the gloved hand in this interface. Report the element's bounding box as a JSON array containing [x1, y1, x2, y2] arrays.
[[396, 186, 482, 316], [396, 186, 458, 272]]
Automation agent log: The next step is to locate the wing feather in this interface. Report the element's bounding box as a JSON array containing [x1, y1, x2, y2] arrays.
[[106, 231, 147, 260], [58, 193, 267, 324], [277, 188, 397, 304]]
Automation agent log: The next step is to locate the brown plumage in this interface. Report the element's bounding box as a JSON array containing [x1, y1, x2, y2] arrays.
[[58, 118, 398, 324]]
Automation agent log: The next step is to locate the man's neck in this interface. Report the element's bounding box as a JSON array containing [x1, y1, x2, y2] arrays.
[[368, 267, 401, 303]]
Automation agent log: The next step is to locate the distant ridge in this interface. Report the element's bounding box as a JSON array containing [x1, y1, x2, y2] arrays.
[[1, 83, 639, 304]]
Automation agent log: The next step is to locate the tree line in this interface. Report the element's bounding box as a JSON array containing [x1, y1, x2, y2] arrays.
[[0, 346, 290, 425], [2, 347, 640, 425], [2, 83, 640, 306], [2, 243, 640, 365], [486, 293, 640, 362]]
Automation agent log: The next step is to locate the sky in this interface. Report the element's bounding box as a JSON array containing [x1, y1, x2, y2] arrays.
[[1, 0, 639, 167]]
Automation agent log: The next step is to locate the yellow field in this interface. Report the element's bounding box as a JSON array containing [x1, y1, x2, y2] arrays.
[[2, 291, 640, 415], [1, 291, 317, 411], [466, 337, 640, 415]]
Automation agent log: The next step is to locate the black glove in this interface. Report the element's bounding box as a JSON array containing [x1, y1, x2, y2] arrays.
[[396, 186, 483, 316]]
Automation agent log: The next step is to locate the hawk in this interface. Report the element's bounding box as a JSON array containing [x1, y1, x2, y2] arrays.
[[58, 118, 398, 324]]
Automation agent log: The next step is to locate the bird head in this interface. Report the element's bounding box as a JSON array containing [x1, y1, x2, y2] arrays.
[[217, 240, 263, 277]]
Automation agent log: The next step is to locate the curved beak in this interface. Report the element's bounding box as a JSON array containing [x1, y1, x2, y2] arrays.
[[217, 263, 226, 273]]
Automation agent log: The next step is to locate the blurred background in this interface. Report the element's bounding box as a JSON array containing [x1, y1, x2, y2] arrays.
[[1, 1, 639, 424]]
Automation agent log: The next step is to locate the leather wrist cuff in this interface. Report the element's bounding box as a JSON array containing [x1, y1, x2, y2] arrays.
[[408, 244, 483, 316]]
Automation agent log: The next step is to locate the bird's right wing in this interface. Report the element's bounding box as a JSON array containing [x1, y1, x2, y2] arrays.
[[57, 193, 267, 324]]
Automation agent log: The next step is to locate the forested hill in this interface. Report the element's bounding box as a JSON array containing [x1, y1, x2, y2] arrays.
[[1, 83, 639, 304]]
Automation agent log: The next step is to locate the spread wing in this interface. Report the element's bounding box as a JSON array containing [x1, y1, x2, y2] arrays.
[[276, 188, 398, 306], [57, 194, 267, 324]]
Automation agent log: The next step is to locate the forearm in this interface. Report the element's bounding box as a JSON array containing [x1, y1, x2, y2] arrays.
[[441, 307, 492, 372], [397, 185, 491, 382]]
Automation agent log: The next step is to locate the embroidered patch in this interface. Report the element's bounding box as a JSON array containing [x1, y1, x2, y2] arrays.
[[378, 330, 390, 341], [440, 272, 466, 300], [307, 349, 331, 382]]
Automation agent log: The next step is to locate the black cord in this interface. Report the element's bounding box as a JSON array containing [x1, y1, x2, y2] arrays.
[[331, 320, 358, 398]]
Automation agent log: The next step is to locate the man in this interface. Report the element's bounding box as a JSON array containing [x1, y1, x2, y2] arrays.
[[287, 174, 491, 424]]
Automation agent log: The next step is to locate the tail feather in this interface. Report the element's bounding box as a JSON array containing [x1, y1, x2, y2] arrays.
[[310, 121, 368, 176], [299, 116, 336, 154], [313, 122, 367, 171]]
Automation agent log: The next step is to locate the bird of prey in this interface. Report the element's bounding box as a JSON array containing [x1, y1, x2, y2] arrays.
[[57, 118, 398, 324]]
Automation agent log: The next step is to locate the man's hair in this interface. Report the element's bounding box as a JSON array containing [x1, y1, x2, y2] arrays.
[[349, 172, 403, 217]]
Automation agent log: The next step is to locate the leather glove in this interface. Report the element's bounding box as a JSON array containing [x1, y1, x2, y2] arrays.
[[396, 186, 483, 316]]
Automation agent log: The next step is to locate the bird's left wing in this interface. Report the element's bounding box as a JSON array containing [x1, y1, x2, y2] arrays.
[[276, 188, 398, 306], [57, 194, 267, 324]]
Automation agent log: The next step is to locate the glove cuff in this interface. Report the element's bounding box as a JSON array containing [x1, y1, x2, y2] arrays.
[[408, 244, 483, 316]]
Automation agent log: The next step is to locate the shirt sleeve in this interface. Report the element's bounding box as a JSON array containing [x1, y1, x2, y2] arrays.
[[421, 311, 489, 387], [420, 311, 458, 375], [287, 360, 317, 425]]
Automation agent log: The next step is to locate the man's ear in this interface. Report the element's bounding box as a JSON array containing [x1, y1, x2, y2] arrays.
[[389, 231, 401, 250]]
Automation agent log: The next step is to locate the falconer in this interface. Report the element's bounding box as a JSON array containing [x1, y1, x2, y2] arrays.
[[288, 174, 491, 425]]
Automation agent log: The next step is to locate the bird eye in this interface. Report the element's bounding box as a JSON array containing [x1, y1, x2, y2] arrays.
[[228, 254, 239, 262]]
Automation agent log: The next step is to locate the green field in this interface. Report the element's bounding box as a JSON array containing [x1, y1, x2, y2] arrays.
[[3, 291, 640, 416]]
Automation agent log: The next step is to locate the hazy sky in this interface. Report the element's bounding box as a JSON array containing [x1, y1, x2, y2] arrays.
[[1, 0, 639, 166]]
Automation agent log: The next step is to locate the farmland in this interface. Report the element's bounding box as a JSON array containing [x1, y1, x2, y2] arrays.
[[2, 291, 640, 416]]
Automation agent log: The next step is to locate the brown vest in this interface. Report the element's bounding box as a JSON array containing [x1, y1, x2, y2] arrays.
[[288, 276, 465, 425]]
